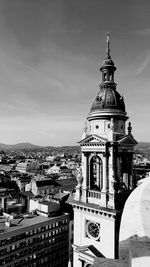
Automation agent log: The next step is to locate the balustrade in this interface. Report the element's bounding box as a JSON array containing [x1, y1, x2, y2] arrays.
[[87, 190, 101, 199]]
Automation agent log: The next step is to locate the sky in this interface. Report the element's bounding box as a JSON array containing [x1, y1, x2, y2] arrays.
[[0, 0, 150, 146]]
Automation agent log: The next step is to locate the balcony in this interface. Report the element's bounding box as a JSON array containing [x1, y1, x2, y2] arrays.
[[87, 190, 101, 205]]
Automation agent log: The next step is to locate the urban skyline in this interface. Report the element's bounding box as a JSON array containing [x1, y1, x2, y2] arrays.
[[0, 0, 149, 146]]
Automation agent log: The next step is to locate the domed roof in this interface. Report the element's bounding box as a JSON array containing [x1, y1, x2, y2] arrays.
[[119, 178, 150, 259], [103, 57, 115, 66], [100, 56, 116, 71], [90, 88, 126, 114]]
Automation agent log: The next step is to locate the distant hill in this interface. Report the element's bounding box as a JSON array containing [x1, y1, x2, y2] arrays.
[[0, 143, 81, 153], [0, 141, 149, 154], [0, 143, 42, 151]]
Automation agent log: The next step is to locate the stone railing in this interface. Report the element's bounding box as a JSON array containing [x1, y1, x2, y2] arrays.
[[87, 190, 101, 200]]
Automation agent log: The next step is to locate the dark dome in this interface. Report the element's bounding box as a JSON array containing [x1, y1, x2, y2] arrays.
[[100, 56, 116, 72], [102, 58, 115, 66], [90, 88, 126, 113]]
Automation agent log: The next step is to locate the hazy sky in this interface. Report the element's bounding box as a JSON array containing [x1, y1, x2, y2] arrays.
[[0, 0, 149, 146]]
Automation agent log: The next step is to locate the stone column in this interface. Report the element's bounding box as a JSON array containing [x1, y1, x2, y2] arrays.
[[102, 154, 107, 192], [129, 153, 134, 189], [123, 173, 128, 188], [81, 152, 88, 203], [108, 147, 114, 194], [108, 146, 115, 209], [101, 153, 107, 207], [96, 157, 100, 188]]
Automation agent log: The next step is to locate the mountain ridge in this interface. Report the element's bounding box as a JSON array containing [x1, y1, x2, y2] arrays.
[[0, 142, 42, 150], [0, 141, 148, 151]]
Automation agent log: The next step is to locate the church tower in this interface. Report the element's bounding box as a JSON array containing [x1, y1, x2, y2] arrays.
[[70, 35, 137, 267]]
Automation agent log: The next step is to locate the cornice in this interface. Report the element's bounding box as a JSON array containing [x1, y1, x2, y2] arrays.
[[70, 200, 117, 219]]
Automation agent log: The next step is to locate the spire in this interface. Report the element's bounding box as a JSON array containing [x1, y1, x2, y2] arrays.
[[106, 33, 111, 59], [100, 33, 116, 83]]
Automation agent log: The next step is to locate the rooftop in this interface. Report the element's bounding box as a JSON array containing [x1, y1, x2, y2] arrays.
[[0, 212, 68, 235]]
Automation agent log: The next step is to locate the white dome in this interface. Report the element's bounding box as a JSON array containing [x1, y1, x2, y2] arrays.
[[119, 177, 150, 259]]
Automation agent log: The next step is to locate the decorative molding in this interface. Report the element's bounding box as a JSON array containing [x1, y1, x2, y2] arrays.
[[72, 203, 116, 219], [81, 143, 105, 147]]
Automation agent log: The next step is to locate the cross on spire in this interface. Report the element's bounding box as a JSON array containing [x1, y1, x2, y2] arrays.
[[106, 33, 111, 58]]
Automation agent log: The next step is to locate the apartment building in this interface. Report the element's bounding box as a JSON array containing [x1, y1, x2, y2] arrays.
[[0, 212, 69, 267], [16, 161, 40, 174]]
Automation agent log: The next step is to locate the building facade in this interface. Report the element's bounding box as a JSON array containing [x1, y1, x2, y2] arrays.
[[0, 213, 69, 267], [70, 35, 137, 267], [16, 161, 40, 174]]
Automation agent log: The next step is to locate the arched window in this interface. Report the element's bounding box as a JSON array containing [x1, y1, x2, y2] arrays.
[[90, 155, 103, 190], [104, 72, 107, 81]]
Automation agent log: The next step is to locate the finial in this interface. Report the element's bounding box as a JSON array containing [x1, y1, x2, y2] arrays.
[[128, 122, 132, 134], [82, 120, 88, 139], [84, 121, 87, 134], [106, 33, 111, 58]]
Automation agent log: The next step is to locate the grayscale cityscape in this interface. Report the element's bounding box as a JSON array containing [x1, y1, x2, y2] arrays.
[[0, 1, 150, 267]]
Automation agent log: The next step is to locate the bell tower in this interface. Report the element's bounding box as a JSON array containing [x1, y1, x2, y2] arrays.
[[70, 34, 137, 267]]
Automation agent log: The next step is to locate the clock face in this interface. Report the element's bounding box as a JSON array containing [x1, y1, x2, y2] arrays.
[[86, 221, 100, 240]]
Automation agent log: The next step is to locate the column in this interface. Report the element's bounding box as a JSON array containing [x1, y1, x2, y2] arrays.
[[96, 157, 100, 188], [108, 145, 116, 209], [81, 152, 88, 203], [108, 147, 114, 193], [102, 154, 107, 192], [101, 153, 107, 207], [129, 153, 134, 189]]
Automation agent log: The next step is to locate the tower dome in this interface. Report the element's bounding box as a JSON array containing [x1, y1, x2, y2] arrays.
[[90, 88, 125, 113], [88, 34, 127, 121]]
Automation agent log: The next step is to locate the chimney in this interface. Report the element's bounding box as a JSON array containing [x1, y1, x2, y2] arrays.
[[5, 217, 11, 227], [2, 197, 7, 212]]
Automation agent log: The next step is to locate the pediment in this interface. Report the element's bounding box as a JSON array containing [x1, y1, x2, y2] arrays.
[[74, 244, 105, 258], [118, 134, 138, 145], [79, 134, 107, 146]]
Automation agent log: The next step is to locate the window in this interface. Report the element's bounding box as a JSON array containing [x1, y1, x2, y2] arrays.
[[29, 230, 33, 236], [6, 237, 11, 244], [42, 234, 45, 240], [7, 246, 11, 253], [11, 244, 15, 251], [26, 231, 29, 236], [1, 239, 6, 245], [16, 235, 20, 240], [41, 227, 45, 232], [45, 233, 48, 238], [90, 155, 103, 190], [34, 229, 37, 234]]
